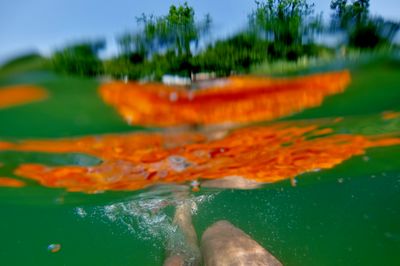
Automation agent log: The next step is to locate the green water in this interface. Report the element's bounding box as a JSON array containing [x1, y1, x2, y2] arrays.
[[0, 56, 400, 265]]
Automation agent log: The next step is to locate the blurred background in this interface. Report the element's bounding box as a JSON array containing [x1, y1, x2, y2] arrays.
[[1, 0, 399, 80]]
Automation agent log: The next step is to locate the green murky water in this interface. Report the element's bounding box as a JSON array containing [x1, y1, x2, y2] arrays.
[[0, 56, 399, 265]]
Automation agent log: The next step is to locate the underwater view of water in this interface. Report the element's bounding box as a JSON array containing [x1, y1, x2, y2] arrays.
[[0, 55, 400, 266]]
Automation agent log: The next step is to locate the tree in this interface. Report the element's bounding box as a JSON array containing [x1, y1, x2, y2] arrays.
[[248, 0, 322, 59], [330, 0, 399, 48], [118, 2, 211, 59], [51, 40, 105, 76], [165, 3, 197, 56], [330, 0, 369, 30], [114, 2, 212, 79], [117, 33, 147, 62], [191, 33, 268, 76]]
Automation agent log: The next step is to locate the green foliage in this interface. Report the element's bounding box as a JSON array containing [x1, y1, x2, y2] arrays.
[[118, 2, 211, 58], [191, 33, 269, 76], [0, 52, 50, 77], [251, 44, 334, 75], [103, 57, 143, 80], [348, 20, 381, 49], [108, 1, 325, 80], [330, 0, 369, 29], [330, 0, 400, 49], [51, 40, 105, 76], [117, 34, 147, 59], [248, 0, 322, 59], [149, 51, 192, 79], [1, 52, 42, 69], [111, 2, 212, 80], [163, 3, 198, 56], [104, 50, 191, 81], [48, 1, 399, 81]]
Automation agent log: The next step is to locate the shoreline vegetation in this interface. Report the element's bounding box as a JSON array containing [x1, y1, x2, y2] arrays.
[[1, 0, 399, 82]]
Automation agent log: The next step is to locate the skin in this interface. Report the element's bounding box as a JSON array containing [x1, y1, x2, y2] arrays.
[[164, 191, 201, 266], [164, 177, 281, 266], [201, 221, 282, 266], [201, 175, 264, 190]]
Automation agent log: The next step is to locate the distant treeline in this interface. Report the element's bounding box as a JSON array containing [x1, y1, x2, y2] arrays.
[[49, 0, 399, 80]]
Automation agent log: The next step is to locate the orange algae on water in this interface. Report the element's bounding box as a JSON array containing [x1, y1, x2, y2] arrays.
[[4, 131, 206, 160], [382, 111, 400, 120], [0, 162, 25, 187], [99, 71, 350, 126], [0, 85, 48, 109], [0, 177, 25, 187], [2, 123, 399, 193]]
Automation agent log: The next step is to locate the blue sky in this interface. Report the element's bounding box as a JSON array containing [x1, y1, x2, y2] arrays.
[[0, 0, 398, 63]]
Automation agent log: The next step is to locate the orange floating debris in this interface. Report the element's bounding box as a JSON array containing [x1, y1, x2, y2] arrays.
[[382, 111, 400, 120], [0, 85, 48, 109], [1, 123, 398, 193], [0, 177, 25, 188], [99, 71, 350, 126]]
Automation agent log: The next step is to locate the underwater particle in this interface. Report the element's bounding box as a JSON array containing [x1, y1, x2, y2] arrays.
[[362, 156, 370, 162], [290, 177, 298, 187], [54, 196, 65, 204], [75, 207, 87, 218], [333, 117, 343, 123], [338, 178, 344, 184], [47, 243, 61, 253], [384, 232, 397, 240], [190, 180, 200, 192]]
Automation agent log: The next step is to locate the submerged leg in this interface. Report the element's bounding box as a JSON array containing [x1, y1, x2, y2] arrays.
[[164, 192, 201, 266], [201, 220, 282, 266]]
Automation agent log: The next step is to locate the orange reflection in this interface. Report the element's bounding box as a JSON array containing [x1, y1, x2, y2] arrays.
[[1, 123, 399, 193], [100, 71, 350, 126], [0, 177, 25, 188], [0, 85, 48, 109]]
